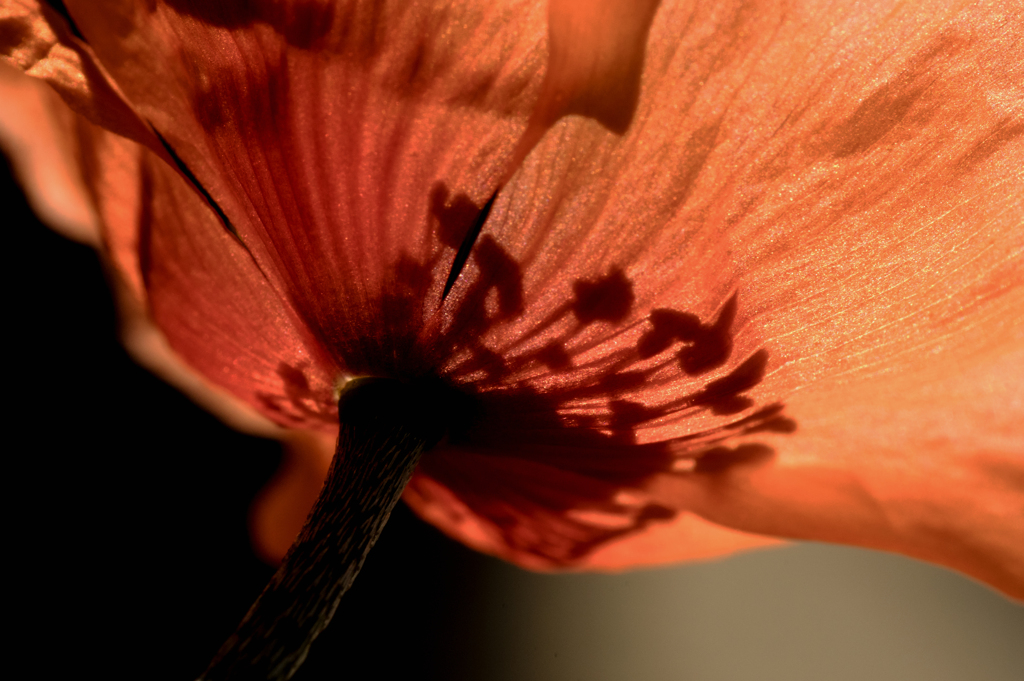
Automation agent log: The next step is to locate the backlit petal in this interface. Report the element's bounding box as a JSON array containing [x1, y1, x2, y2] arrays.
[[79, 117, 342, 435], [0, 60, 97, 243], [0, 60, 333, 437], [503, 0, 661, 177], [0, 1, 159, 150], [63, 0, 549, 377], [404, 0, 1024, 591], [14, 0, 1021, 595]]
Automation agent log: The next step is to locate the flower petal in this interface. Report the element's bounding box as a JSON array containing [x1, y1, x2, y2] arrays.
[[249, 429, 335, 564], [0, 59, 97, 243], [77, 117, 342, 434], [403, 0, 1024, 593], [63, 0, 552, 377], [538, 0, 661, 132], [36, 0, 1023, 595], [2, 56, 338, 437], [657, 331, 1024, 599], [503, 0, 661, 178], [1, 1, 160, 151]]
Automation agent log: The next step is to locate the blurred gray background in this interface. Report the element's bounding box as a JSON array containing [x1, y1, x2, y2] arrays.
[[463, 541, 1024, 681]]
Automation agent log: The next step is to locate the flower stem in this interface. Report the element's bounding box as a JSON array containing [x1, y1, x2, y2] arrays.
[[199, 378, 445, 681]]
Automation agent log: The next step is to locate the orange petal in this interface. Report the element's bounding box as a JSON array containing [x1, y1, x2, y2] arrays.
[[1, 59, 333, 437], [77, 118, 343, 434], [542, 0, 660, 132], [62, 1, 550, 378], [656, 335, 1024, 599], [28, 1, 1023, 595], [503, 0, 663, 180], [402, 0, 1024, 594], [0, 1, 160, 151], [503, 0, 661, 179], [0, 60, 97, 243], [249, 429, 335, 564]]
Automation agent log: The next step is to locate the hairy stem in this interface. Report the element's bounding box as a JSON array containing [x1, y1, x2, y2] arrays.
[[199, 378, 443, 681]]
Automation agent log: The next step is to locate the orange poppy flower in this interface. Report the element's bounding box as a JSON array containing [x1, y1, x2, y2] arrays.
[[3, 0, 1022, 669]]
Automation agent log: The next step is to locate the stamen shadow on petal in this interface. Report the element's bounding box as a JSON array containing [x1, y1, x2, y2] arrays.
[[397, 187, 798, 566], [280, 185, 796, 567]]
